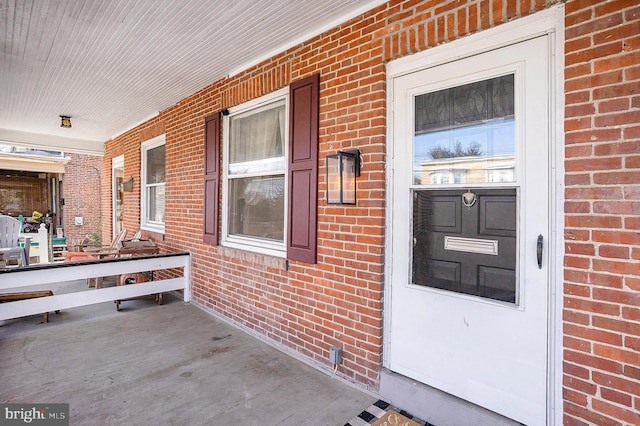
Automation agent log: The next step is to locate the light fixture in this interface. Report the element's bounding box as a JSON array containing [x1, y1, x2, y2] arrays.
[[326, 149, 361, 205], [60, 115, 72, 128], [119, 177, 134, 192]]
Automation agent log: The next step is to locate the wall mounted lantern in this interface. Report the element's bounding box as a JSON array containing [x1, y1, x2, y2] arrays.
[[120, 177, 134, 192], [326, 149, 361, 205], [60, 115, 72, 128]]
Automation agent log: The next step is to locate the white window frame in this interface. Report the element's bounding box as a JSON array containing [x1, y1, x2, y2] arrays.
[[221, 87, 289, 257], [140, 134, 166, 234]]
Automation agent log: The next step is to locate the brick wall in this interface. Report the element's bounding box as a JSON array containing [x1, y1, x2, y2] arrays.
[[62, 153, 101, 246], [101, 119, 165, 244], [102, 1, 639, 423], [564, 1, 640, 424]]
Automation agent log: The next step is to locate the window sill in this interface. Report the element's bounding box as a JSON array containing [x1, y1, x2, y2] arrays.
[[218, 245, 288, 271], [140, 225, 165, 237]]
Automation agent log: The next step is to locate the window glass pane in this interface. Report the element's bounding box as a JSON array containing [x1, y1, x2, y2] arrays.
[[412, 189, 517, 303], [146, 145, 166, 184], [229, 100, 285, 165], [228, 176, 284, 241], [146, 185, 165, 223], [413, 74, 515, 185]]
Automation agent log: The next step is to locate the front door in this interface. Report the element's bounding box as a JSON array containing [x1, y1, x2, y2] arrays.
[[112, 155, 124, 239], [387, 36, 550, 425]]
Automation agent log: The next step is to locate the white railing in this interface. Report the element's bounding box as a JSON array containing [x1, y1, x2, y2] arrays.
[[0, 252, 190, 322]]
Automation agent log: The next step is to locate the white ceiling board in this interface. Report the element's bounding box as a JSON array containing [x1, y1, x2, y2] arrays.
[[0, 0, 388, 154]]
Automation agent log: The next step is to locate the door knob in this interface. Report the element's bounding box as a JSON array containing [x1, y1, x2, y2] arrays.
[[537, 234, 543, 269]]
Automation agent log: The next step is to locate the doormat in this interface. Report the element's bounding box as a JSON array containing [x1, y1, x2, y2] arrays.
[[372, 410, 423, 426], [345, 400, 434, 426]]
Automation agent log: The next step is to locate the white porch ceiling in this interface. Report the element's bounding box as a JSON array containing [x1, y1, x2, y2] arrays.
[[1, 0, 386, 155]]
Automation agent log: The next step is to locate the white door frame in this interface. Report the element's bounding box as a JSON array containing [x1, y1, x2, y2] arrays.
[[384, 5, 565, 424], [112, 155, 124, 240]]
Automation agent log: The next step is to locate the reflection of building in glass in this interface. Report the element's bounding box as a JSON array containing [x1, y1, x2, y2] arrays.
[[419, 154, 515, 185], [413, 74, 516, 186]]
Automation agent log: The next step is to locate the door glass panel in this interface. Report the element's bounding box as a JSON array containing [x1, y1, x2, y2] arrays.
[[413, 74, 515, 185], [412, 188, 517, 303], [114, 165, 124, 236]]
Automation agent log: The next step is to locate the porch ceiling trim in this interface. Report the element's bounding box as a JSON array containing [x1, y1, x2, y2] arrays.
[[0, 153, 70, 174], [0, 128, 104, 156]]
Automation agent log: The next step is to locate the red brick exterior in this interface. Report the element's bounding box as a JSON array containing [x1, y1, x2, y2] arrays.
[[102, 120, 165, 243], [564, 1, 640, 424], [102, 1, 639, 424], [62, 153, 101, 246]]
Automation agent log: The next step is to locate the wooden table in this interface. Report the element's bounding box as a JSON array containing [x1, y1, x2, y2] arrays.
[[118, 240, 159, 256]]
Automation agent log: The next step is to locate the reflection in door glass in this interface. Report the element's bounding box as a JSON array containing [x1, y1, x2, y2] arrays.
[[413, 74, 515, 185], [114, 165, 124, 237]]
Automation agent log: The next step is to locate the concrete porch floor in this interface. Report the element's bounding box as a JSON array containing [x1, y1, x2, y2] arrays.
[[0, 282, 377, 425]]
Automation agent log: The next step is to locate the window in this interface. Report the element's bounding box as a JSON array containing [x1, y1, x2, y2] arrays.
[[222, 89, 287, 256], [204, 74, 319, 263], [429, 169, 467, 184], [487, 166, 515, 183], [141, 135, 165, 233]]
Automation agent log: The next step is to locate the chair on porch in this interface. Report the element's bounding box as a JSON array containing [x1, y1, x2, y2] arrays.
[[61, 228, 128, 262], [62, 228, 128, 288], [0, 215, 30, 268]]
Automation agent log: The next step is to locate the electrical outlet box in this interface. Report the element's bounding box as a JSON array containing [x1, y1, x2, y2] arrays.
[[74, 216, 83, 226], [329, 346, 342, 365]]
